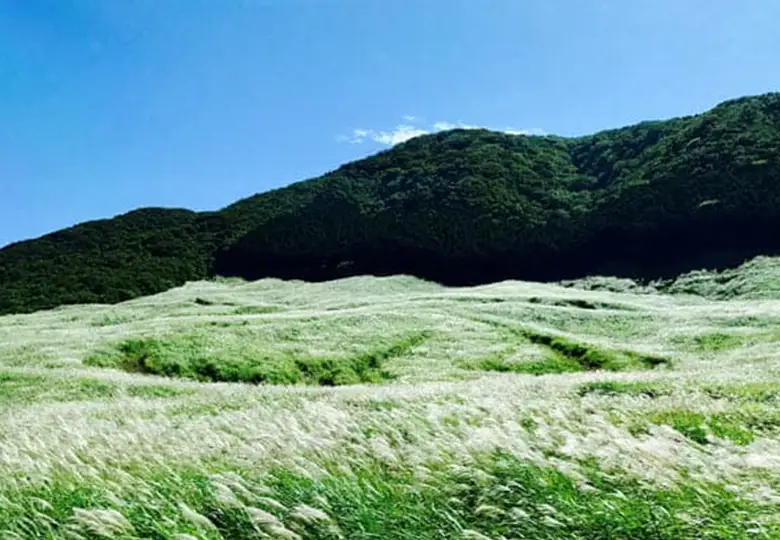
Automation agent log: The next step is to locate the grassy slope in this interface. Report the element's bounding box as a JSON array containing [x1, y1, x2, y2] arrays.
[[2, 258, 780, 538]]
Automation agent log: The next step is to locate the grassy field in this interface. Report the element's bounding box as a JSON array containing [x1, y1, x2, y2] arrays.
[[2, 259, 780, 538]]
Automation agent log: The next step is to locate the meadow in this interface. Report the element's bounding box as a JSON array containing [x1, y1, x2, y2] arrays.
[[2, 258, 780, 539]]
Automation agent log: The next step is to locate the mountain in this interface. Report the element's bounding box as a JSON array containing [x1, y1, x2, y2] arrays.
[[2, 92, 780, 315]]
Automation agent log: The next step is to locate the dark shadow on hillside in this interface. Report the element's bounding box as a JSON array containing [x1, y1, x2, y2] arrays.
[[213, 225, 780, 287]]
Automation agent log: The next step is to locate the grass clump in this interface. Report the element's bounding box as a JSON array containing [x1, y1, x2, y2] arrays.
[[126, 384, 192, 399], [708, 414, 756, 446], [647, 410, 756, 446], [523, 331, 670, 371], [692, 332, 746, 351], [85, 331, 430, 386], [672, 331, 747, 352], [703, 382, 780, 402], [719, 406, 780, 438], [232, 305, 282, 315], [90, 312, 135, 327], [648, 410, 710, 444], [473, 352, 583, 375], [466, 331, 670, 376], [578, 380, 669, 398]]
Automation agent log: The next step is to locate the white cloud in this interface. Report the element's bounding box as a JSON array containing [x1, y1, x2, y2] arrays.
[[349, 129, 371, 144], [503, 127, 548, 136], [432, 121, 457, 131], [433, 121, 482, 131], [337, 129, 372, 144], [342, 125, 429, 146], [341, 118, 547, 146], [372, 125, 429, 145]]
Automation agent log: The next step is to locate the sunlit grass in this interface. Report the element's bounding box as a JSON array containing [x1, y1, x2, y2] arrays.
[[1, 257, 780, 538]]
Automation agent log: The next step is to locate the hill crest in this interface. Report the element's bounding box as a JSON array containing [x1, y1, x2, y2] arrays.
[[2, 91, 780, 315]]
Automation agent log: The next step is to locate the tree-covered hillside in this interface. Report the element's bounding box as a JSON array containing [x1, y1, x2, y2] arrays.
[[218, 93, 780, 283], [2, 92, 780, 315]]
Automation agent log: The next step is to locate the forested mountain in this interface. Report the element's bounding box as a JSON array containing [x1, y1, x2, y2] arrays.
[[2, 92, 780, 315]]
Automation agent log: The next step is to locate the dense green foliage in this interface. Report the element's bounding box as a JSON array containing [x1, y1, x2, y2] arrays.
[[3, 92, 780, 314], [0, 209, 226, 314]]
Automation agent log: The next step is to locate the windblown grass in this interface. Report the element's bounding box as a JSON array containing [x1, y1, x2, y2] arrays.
[[1, 257, 780, 538], [577, 380, 671, 398]]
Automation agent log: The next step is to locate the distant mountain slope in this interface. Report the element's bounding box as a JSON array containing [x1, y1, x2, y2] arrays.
[[0, 209, 216, 314], [217, 92, 780, 283], [2, 92, 780, 315]]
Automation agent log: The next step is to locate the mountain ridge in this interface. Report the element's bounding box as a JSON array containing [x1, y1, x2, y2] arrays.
[[2, 91, 780, 315]]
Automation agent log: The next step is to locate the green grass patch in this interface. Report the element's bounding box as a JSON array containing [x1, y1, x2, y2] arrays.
[[0, 469, 221, 540], [647, 409, 756, 445], [259, 451, 774, 540], [85, 331, 430, 386], [708, 414, 756, 446], [672, 331, 747, 352], [0, 345, 54, 367], [464, 331, 670, 376], [0, 450, 777, 539], [345, 398, 400, 411], [648, 410, 710, 444], [703, 382, 780, 402], [90, 313, 135, 327], [0, 372, 117, 405], [719, 406, 780, 436], [694, 332, 745, 351], [126, 384, 192, 399], [523, 331, 670, 371], [578, 380, 669, 398], [232, 305, 282, 315], [471, 350, 583, 375]]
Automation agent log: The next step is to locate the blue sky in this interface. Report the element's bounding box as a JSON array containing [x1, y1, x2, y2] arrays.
[[2, 0, 779, 248]]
